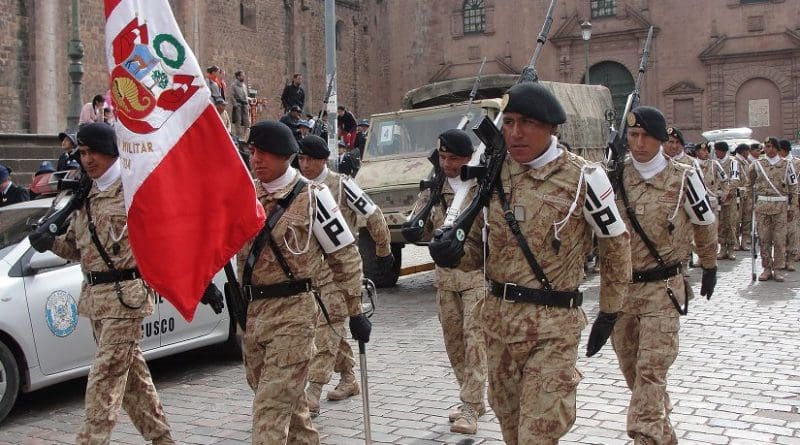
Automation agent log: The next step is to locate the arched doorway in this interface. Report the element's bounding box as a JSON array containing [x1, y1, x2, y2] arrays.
[[735, 78, 781, 142], [582, 61, 634, 123]]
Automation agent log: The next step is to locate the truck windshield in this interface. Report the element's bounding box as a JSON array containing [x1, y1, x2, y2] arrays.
[[364, 106, 486, 160]]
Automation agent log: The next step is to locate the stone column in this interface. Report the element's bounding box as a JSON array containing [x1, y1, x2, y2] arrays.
[[32, 0, 58, 134]]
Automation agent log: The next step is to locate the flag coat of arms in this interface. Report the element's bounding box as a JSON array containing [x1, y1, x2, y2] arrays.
[[104, 0, 265, 320]]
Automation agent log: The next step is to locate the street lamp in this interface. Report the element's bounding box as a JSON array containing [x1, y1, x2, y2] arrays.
[[580, 20, 592, 85], [66, 0, 84, 131]]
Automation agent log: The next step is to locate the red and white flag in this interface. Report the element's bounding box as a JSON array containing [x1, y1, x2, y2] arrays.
[[104, 0, 265, 320]]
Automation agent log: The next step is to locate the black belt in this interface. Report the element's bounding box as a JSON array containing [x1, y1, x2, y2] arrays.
[[632, 263, 682, 283], [242, 279, 312, 301], [488, 280, 582, 308], [85, 268, 141, 285]]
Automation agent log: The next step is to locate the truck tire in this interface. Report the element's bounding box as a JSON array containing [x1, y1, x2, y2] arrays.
[[359, 231, 401, 288], [0, 340, 20, 424]]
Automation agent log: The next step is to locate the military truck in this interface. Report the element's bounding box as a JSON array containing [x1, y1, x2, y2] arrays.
[[356, 75, 614, 287]]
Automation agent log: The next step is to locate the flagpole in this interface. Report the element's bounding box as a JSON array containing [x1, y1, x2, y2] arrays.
[[324, 0, 338, 168]]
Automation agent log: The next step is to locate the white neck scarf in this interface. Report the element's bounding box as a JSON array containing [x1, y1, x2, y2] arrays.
[[768, 154, 781, 166], [524, 136, 560, 169], [632, 147, 668, 180], [672, 151, 686, 161], [311, 165, 329, 183], [95, 159, 121, 191], [265, 168, 297, 193], [447, 176, 467, 193]]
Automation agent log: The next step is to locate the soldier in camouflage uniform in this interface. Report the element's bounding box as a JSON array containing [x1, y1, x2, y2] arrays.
[[733, 144, 753, 250], [778, 139, 800, 270], [296, 135, 392, 416], [694, 142, 725, 216], [404, 129, 487, 434], [29, 123, 175, 445], [467, 83, 632, 444], [713, 141, 742, 260], [748, 137, 797, 281], [612, 107, 718, 445], [239, 121, 369, 444]]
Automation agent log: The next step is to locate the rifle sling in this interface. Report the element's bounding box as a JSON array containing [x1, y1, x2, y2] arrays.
[[616, 168, 687, 315], [495, 181, 553, 291], [243, 179, 307, 286]]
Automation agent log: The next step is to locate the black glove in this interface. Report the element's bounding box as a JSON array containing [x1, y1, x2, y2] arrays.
[[586, 311, 618, 357], [428, 228, 464, 268], [349, 313, 372, 343], [28, 227, 55, 253], [201, 282, 225, 314], [375, 252, 395, 270], [700, 267, 717, 300]]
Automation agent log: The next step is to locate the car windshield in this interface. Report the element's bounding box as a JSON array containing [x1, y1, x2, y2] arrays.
[[364, 106, 485, 160], [0, 207, 48, 259]]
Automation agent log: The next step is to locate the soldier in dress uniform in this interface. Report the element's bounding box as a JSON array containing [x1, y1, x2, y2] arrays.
[[239, 121, 370, 444], [404, 129, 488, 434], [778, 139, 800, 271], [714, 141, 742, 260], [733, 143, 753, 250], [664, 126, 689, 163], [612, 107, 718, 445], [295, 135, 392, 416], [28, 123, 176, 445], [748, 137, 797, 281], [474, 83, 632, 444], [694, 142, 725, 217]]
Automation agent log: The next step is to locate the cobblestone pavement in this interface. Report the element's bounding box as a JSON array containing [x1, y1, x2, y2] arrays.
[[1, 251, 799, 445]]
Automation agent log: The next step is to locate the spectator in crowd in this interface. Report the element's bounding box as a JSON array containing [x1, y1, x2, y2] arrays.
[[0, 164, 30, 207], [338, 139, 361, 177], [280, 105, 303, 142], [337, 105, 358, 148], [78, 94, 105, 126], [305, 113, 316, 131], [206, 65, 225, 103], [298, 119, 313, 140], [232, 70, 251, 141], [103, 107, 115, 127], [215, 97, 232, 133], [280, 73, 305, 113], [355, 119, 369, 158], [57, 131, 78, 171], [29, 161, 56, 199]]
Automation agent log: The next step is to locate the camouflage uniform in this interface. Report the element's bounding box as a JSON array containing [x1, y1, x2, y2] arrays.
[[784, 155, 800, 267], [747, 157, 798, 277], [477, 150, 631, 444], [238, 171, 363, 445], [52, 178, 174, 445], [307, 169, 390, 401], [717, 154, 742, 258], [612, 156, 718, 445], [736, 154, 753, 250], [410, 179, 487, 422]]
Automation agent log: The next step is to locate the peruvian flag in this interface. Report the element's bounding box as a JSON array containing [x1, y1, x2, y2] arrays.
[[104, 0, 265, 320]]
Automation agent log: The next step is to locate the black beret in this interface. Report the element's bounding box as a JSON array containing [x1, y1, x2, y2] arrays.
[[763, 136, 779, 148], [750, 143, 762, 151], [714, 141, 729, 153], [735, 143, 750, 155], [298, 135, 330, 159], [437, 129, 474, 157], [248, 120, 298, 155], [779, 139, 792, 151], [666, 126, 685, 146], [502, 82, 566, 125], [627, 106, 668, 142], [77, 123, 119, 157]]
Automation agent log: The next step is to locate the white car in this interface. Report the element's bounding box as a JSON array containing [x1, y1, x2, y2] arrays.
[[0, 198, 238, 424], [702, 127, 759, 153]]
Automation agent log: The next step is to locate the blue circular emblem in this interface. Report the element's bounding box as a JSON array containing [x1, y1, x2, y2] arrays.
[[45, 290, 78, 337]]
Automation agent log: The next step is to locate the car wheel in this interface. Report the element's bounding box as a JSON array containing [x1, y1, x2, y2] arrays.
[[0, 340, 20, 424], [359, 231, 401, 288]]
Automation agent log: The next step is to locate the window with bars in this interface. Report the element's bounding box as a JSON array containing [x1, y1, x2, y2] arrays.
[[591, 0, 616, 18], [463, 0, 485, 34]]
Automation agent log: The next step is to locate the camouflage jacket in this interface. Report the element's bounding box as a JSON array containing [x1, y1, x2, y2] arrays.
[[237, 171, 364, 320], [620, 156, 718, 314], [696, 158, 727, 208], [716, 155, 742, 205], [747, 156, 798, 215], [410, 178, 484, 291], [314, 168, 390, 289], [483, 149, 631, 342], [53, 178, 154, 319]]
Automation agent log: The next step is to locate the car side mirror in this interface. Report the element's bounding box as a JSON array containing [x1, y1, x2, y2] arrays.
[[27, 251, 69, 272]]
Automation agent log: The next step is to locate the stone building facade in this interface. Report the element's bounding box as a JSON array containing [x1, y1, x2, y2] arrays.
[[1, 0, 798, 145]]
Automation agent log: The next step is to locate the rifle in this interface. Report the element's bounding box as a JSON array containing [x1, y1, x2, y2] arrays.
[[428, 0, 558, 268], [400, 58, 486, 244], [605, 26, 654, 190], [223, 262, 248, 331], [33, 149, 91, 237], [312, 73, 336, 137]]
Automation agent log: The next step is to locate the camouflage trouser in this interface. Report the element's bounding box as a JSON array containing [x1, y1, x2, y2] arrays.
[[76, 318, 172, 445], [243, 299, 319, 445], [332, 336, 356, 375], [786, 207, 798, 262], [308, 286, 353, 384], [438, 287, 487, 407], [611, 311, 679, 445], [739, 194, 753, 245], [719, 203, 737, 250], [758, 210, 788, 270], [484, 318, 582, 445]]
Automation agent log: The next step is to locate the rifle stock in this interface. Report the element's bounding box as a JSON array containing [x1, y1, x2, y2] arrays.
[[223, 262, 248, 331]]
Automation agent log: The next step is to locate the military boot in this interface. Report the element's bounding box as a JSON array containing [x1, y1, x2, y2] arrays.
[[450, 404, 479, 434], [326, 370, 360, 401], [448, 403, 486, 422], [727, 247, 736, 260], [785, 263, 796, 272], [759, 270, 772, 281], [306, 382, 323, 417], [152, 433, 176, 445], [773, 270, 785, 282]]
